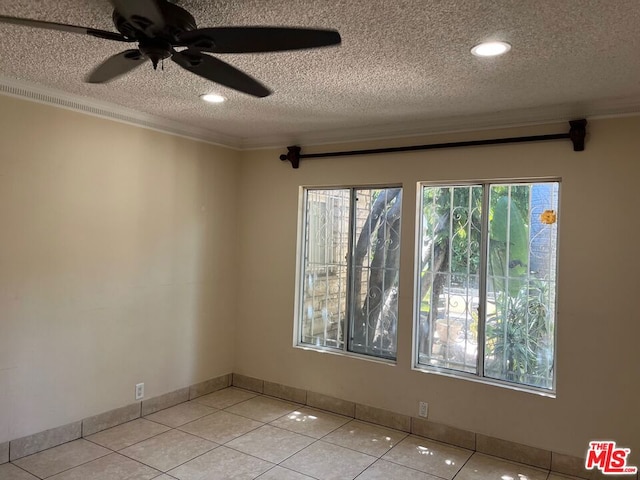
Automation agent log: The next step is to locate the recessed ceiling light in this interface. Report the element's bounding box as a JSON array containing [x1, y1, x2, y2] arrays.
[[471, 41, 511, 57], [200, 93, 226, 103]]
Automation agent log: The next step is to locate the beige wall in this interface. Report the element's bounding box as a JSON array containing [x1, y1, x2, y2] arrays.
[[1, 93, 638, 459], [0, 95, 239, 443], [236, 117, 640, 458]]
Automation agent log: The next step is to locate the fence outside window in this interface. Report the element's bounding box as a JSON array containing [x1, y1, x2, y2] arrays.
[[298, 187, 402, 360]]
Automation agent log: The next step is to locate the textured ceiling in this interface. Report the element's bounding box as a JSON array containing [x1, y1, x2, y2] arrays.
[[1, 0, 639, 147]]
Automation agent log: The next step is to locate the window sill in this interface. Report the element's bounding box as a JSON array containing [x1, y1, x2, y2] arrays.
[[412, 364, 556, 398], [294, 344, 397, 367]]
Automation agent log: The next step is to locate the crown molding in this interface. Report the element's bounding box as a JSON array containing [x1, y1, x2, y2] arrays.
[[0, 75, 242, 150], [2, 75, 639, 152], [240, 96, 640, 149]]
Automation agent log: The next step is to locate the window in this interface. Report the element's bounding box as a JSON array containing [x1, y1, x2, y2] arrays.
[[415, 181, 559, 391], [297, 187, 402, 360]]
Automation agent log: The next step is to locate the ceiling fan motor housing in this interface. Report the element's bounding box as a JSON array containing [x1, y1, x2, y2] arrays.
[[112, 1, 197, 69], [112, 1, 197, 42]]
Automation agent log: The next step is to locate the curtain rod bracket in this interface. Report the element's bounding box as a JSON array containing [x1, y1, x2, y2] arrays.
[[279, 145, 301, 169], [569, 119, 587, 151]]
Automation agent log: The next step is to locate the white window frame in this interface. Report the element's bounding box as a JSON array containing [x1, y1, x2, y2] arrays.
[[412, 178, 560, 396], [293, 185, 403, 363]]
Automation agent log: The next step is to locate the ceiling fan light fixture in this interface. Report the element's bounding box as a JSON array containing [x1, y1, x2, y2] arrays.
[[200, 93, 226, 103], [471, 41, 511, 57]]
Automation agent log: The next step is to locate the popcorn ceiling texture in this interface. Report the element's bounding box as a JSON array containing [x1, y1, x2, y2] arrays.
[[0, 0, 639, 146]]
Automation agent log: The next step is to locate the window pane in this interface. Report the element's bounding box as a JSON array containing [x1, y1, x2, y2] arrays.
[[349, 188, 402, 359], [300, 189, 350, 349], [484, 182, 558, 389], [417, 185, 482, 373]]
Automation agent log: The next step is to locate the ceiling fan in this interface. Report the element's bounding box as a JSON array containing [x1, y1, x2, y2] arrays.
[[0, 0, 342, 97]]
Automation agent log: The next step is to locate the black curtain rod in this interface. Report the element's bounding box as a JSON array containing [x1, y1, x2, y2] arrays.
[[280, 119, 587, 169]]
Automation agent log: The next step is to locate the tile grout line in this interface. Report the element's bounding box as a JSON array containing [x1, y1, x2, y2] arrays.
[[319, 427, 409, 459], [251, 462, 280, 480], [9, 461, 40, 480], [83, 425, 176, 455], [110, 451, 164, 477], [269, 458, 323, 480], [267, 379, 564, 475], [212, 397, 322, 466], [166, 393, 380, 478], [269, 414, 351, 441], [276, 461, 323, 480], [212, 392, 425, 475], [19, 443, 112, 480], [220, 395, 383, 456], [471, 451, 552, 476], [176, 419, 266, 446], [107, 397, 302, 477], [220, 398, 305, 424], [339, 444, 383, 480], [259, 415, 401, 478], [369, 456, 453, 480], [368, 438, 455, 480], [116, 436, 218, 476], [166, 442, 275, 477], [87, 395, 269, 456], [143, 407, 220, 430], [450, 450, 479, 480], [223, 439, 309, 469], [267, 433, 323, 480]]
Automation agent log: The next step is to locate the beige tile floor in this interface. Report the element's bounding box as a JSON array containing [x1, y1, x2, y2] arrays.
[[0, 387, 565, 479]]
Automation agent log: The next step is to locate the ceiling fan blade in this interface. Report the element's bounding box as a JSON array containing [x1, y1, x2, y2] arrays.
[[172, 50, 271, 98], [177, 27, 341, 54], [108, 0, 165, 36], [0, 15, 131, 42], [86, 49, 147, 83]]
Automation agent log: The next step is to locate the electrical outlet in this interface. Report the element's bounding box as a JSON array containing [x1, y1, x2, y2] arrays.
[[135, 383, 144, 400], [419, 401, 428, 418]]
